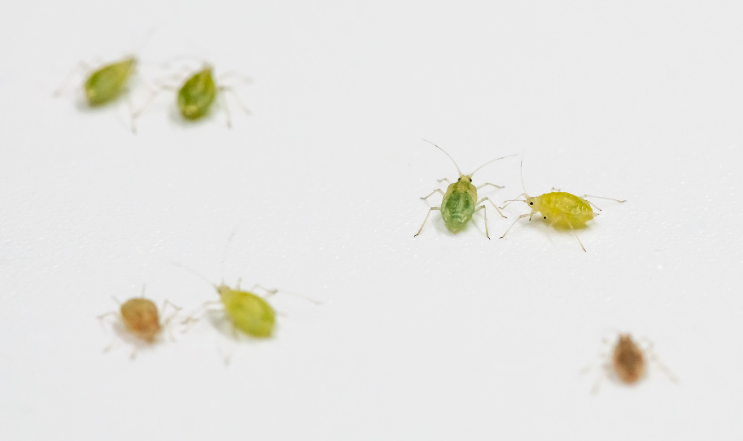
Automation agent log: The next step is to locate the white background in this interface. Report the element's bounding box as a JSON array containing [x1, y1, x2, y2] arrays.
[[1, 1, 742, 440]]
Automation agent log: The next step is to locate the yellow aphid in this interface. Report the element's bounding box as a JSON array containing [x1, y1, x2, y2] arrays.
[[98, 286, 181, 358], [499, 160, 625, 251]]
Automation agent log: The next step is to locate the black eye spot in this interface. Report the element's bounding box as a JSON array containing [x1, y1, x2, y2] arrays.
[[530, 202, 533, 205], [544, 216, 547, 219]]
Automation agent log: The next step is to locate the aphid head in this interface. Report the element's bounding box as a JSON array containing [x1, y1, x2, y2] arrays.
[[457, 175, 473, 184], [216, 284, 233, 298]]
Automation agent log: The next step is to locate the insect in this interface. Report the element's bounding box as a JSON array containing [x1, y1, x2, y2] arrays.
[[97, 285, 181, 359], [414, 140, 515, 239], [134, 62, 251, 128], [586, 333, 677, 393], [499, 159, 626, 251], [55, 56, 139, 131], [177, 234, 319, 343]]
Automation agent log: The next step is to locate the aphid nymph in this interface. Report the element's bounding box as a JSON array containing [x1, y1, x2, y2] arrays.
[[97, 286, 180, 358], [414, 140, 514, 239], [586, 333, 676, 393], [83, 57, 137, 106], [178, 234, 319, 342], [612, 334, 646, 384], [134, 62, 251, 128], [55, 56, 139, 131], [499, 159, 626, 251]]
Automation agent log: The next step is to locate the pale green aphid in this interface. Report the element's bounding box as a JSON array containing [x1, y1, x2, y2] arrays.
[[84, 57, 137, 106], [178, 67, 218, 120], [414, 140, 514, 239], [134, 63, 251, 127], [499, 160, 626, 251], [215, 282, 277, 338]]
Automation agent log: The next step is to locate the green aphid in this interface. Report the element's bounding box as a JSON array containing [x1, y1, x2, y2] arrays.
[[216, 283, 276, 338], [414, 140, 514, 239], [178, 67, 218, 120], [84, 57, 137, 106], [134, 63, 251, 127]]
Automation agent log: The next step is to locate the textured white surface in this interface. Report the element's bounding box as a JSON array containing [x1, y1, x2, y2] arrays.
[[1, 1, 742, 440]]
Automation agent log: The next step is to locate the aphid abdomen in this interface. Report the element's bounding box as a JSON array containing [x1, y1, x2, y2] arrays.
[[441, 190, 475, 233], [84, 59, 136, 106], [539, 192, 594, 228], [178, 69, 217, 120], [221, 290, 276, 338], [120, 298, 161, 342], [612, 336, 646, 384]]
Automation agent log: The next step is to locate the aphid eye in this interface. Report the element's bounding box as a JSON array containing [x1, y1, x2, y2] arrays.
[[530, 202, 533, 205], [544, 216, 547, 219]]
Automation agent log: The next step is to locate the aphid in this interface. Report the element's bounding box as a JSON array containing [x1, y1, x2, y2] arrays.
[[586, 333, 677, 393], [499, 159, 626, 251], [55, 56, 139, 131], [83, 57, 137, 106], [134, 62, 251, 128], [177, 234, 319, 342], [414, 140, 515, 239], [97, 286, 181, 358]]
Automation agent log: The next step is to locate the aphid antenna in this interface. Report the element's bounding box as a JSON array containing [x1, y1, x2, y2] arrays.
[[264, 287, 324, 306], [219, 228, 241, 282], [172, 261, 218, 289], [422, 139, 463, 177], [468, 154, 518, 178], [519, 155, 530, 197]]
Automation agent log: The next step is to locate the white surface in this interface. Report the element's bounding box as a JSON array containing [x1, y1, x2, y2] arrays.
[[1, 1, 742, 440]]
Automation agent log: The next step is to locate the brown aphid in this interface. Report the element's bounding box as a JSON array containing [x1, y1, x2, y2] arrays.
[[611, 334, 646, 384], [98, 286, 180, 358], [120, 298, 162, 343]]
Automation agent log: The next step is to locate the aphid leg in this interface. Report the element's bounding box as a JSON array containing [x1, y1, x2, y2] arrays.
[[250, 284, 278, 297], [219, 85, 252, 115], [182, 300, 223, 332], [584, 199, 603, 212], [161, 300, 183, 342], [217, 71, 253, 85], [123, 87, 137, 134], [477, 197, 507, 219], [474, 205, 490, 239], [581, 194, 627, 203], [551, 187, 561, 192], [499, 213, 530, 239], [217, 87, 233, 128], [130, 347, 139, 360], [567, 222, 587, 252], [437, 178, 451, 185], [102, 337, 119, 354], [640, 339, 678, 383], [53, 61, 92, 97], [421, 189, 445, 200], [414, 207, 440, 237], [478, 182, 505, 190], [97, 311, 118, 321], [252, 285, 323, 305], [132, 84, 178, 123]]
